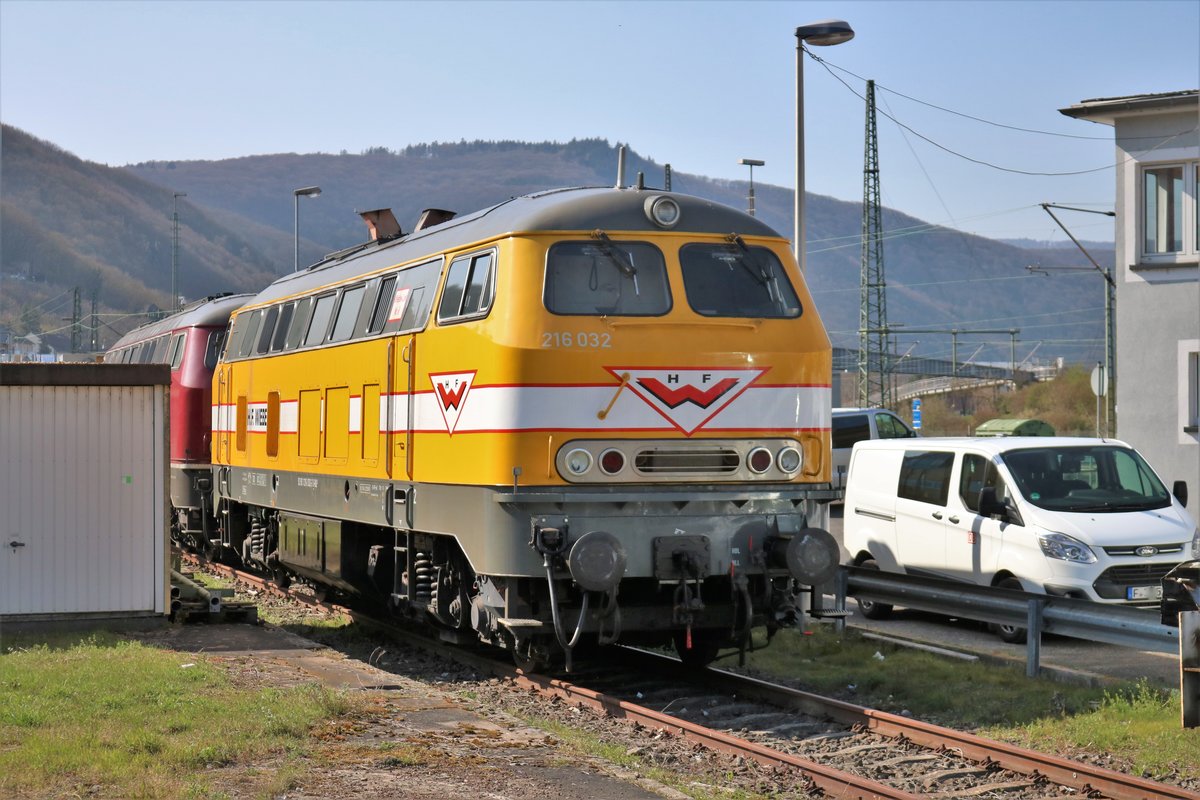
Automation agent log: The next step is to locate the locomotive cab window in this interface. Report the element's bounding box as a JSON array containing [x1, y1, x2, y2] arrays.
[[544, 240, 670, 316], [438, 251, 495, 323], [680, 242, 801, 318], [204, 329, 226, 369]]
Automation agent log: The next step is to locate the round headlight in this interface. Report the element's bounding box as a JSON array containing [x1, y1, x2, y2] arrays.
[[599, 448, 626, 475], [564, 448, 593, 476], [777, 446, 802, 474], [644, 195, 680, 228], [747, 446, 773, 474]]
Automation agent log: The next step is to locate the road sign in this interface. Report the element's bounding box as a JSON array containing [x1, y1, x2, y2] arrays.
[[912, 398, 922, 430]]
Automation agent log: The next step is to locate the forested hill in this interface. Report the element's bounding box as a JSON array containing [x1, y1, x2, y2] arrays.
[[2, 127, 1109, 364]]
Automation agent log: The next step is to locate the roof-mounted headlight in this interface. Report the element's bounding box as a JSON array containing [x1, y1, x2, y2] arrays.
[[644, 195, 680, 229]]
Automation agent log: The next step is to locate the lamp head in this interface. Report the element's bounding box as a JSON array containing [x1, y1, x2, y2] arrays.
[[796, 19, 854, 46], [294, 186, 322, 198]]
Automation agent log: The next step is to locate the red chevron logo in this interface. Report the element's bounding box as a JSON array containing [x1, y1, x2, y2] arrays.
[[606, 367, 767, 435], [636, 377, 740, 409]]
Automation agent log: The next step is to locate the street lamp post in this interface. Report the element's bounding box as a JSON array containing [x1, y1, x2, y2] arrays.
[[293, 186, 322, 272], [738, 158, 764, 216], [1039, 202, 1117, 435], [172, 192, 186, 311], [795, 19, 854, 273]]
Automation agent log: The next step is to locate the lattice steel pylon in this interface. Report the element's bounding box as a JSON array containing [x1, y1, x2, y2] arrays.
[[858, 79, 890, 408]]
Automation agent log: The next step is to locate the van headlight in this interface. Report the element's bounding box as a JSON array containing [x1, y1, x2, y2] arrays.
[[1191, 527, 1200, 559], [1038, 532, 1097, 564]]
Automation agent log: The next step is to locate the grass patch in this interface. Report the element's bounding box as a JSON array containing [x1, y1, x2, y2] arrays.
[[737, 626, 1198, 782], [0, 635, 366, 799]]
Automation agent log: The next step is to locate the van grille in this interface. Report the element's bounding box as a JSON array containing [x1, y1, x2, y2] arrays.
[[1102, 543, 1183, 557], [634, 447, 740, 476], [1093, 562, 1181, 600]]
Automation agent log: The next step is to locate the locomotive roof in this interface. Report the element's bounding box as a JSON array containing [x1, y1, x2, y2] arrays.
[[248, 187, 785, 307], [109, 293, 255, 349]]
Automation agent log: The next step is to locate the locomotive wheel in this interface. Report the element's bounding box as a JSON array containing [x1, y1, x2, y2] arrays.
[[672, 629, 722, 669], [512, 638, 551, 673], [271, 566, 292, 589]]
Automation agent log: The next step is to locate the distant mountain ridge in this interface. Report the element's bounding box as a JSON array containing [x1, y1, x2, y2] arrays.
[[1, 125, 1109, 365]]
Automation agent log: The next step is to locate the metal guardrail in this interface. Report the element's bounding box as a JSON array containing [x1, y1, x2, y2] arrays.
[[829, 566, 1179, 678]]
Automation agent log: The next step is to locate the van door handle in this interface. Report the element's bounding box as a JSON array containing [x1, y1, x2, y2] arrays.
[[931, 511, 943, 520], [948, 515, 960, 524]]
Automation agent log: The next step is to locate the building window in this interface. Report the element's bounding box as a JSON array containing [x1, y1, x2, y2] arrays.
[[1141, 161, 1198, 264]]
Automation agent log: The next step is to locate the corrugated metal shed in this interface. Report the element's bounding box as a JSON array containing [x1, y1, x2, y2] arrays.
[[1, 364, 170, 621]]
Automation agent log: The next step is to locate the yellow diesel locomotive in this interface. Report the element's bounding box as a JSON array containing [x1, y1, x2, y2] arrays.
[[212, 185, 837, 668]]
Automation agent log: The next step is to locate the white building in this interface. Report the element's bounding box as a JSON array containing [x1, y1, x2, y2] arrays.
[[1060, 90, 1199, 504]]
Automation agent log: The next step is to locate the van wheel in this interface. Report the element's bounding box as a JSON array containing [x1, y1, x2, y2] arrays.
[[854, 559, 893, 620], [988, 578, 1027, 643]]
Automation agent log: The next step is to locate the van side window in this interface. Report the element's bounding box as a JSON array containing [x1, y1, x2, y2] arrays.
[[832, 414, 870, 449], [959, 454, 1010, 512], [897, 450, 954, 506], [877, 413, 914, 439]]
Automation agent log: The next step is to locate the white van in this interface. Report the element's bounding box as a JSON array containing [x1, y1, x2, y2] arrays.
[[832, 408, 917, 490], [842, 437, 1198, 641]]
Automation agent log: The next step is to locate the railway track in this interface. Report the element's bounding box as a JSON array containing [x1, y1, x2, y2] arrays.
[[183, 554, 1197, 800]]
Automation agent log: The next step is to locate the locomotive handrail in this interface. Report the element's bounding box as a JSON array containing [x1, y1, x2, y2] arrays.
[[494, 486, 835, 504], [834, 566, 1178, 678]]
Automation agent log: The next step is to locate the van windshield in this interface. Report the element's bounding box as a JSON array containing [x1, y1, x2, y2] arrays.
[[1000, 445, 1171, 512]]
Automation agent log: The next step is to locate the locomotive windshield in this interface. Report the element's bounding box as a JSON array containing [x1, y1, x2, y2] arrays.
[[544, 241, 670, 316], [680, 243, 802, 318]]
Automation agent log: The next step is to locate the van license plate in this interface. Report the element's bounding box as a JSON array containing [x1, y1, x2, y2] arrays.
[[1126, 585, 1162, 601]]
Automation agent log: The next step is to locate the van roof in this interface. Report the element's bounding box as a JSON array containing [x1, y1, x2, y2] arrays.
[[851, 436, 1132, 454]]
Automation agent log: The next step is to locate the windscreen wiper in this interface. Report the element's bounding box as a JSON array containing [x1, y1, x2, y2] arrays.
[[590, 230, 640, 294], [724, 233, 771, 285]]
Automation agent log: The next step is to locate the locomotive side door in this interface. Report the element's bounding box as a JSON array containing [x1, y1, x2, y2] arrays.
[[388, 333, 416, 483], [215, 364, 231, 464]]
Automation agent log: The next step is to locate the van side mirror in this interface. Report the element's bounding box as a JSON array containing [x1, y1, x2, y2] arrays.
[[1173, 480, 1188, 508], [978, 487, 1006, 517]]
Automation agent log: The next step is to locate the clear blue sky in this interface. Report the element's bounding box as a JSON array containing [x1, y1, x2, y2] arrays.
[[2, 0, 1197, 244]]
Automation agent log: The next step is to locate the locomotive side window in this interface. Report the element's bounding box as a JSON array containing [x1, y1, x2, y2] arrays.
[[284, 297, 313, 351], [386, 259, 442, 334], [680, 243, 801, 319], [544, 241, 670, 316], [329, 284, 366, 343], [367, 275, 397, 334], [255, 306, 280, 355], [204, 330, 226, 369], [438, 251, 495, 323], [168, 333, 186, 369], [270, 303, 295, 352], [237, 310, 263, 358], [304, 293, 337, 347]]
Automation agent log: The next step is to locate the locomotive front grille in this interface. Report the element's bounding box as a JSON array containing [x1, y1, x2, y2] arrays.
[[634, 447, 740, 476]]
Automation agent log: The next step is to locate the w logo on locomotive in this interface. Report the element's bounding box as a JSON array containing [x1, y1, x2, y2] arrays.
[[608, 367, 766, 435], [430, 371, 476, 434]]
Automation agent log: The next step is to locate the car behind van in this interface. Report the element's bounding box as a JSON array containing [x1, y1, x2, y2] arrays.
[[832, 407, 916, 490], [842, 436, 1198, 641]]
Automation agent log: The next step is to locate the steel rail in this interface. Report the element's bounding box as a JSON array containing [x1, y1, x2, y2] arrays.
[[620, 649, 1198, 800]]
